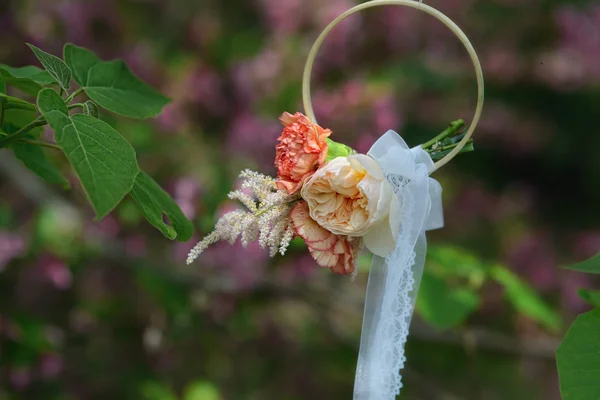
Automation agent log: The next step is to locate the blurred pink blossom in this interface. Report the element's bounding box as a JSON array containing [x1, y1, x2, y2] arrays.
[[560, 272, 592, 314], [124, 235, 148, 258], [313, 0, 361, 69], [257, 0, 306, 35], [275, 254, 318, 284], [506, 233, 557, 291], [174, 177, 203, 219], [0, 231, 25, 272], [39, 353, 63, 379], [38, 254, 73, 290], [226, 112, 280, 171], [484, 47, 522, 84], [96, 215, 120, 238], [122, 42, 163, 85], [157, 102, 188, 133], [537, 4, 600, 88], [373, 96, 402, 133], [203, 240, 269, 292], [571, 231, 600, 260], [9, 367, 31, 391], [232, 47, 283, 104], [56, 1, 122, 47], [186, 66, 227, 116]]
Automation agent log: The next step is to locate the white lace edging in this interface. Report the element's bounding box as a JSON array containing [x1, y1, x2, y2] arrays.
[[375, 174, 417, 397]]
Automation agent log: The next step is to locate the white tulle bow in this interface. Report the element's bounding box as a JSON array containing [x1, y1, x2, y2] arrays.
[[353, 130, 444, 400]]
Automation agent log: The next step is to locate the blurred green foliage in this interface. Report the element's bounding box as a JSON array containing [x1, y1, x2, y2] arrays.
[[1, 0, 600, 399]]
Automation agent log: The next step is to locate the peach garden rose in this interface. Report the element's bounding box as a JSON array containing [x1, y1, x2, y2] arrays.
[[274, 112, 331, 194], [300, 154, 400, 257]]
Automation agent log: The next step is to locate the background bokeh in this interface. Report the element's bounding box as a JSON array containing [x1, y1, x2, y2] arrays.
[[1, 0, 600, 399]]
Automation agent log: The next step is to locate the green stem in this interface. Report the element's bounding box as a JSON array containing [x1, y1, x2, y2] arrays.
[[434, 140, 470, 152], [426, 139, 474, 162], [421, 119, 465, 149], [66, 88, 84, 103], [68, 103, 85, 110], [0, 117, 47, 147], [18, 138, 61, 150]]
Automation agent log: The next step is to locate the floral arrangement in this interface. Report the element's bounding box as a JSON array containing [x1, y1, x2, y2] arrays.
[[187, 111, 469, 275]]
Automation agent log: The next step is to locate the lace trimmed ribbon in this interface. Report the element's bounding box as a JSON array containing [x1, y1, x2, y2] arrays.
[[353, 130, 444, 400]]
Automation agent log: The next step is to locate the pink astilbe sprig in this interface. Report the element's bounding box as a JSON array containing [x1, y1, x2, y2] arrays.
[[186, 169, 298, 264]]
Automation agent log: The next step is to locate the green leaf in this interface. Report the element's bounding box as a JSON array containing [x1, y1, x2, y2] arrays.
[[0, 64, 55, 95], [325, 138, 353, 162], [183, 381, 221, 400], [416, 270, 479, 330], [490, 266, 561, 331], [564, 253, 600, 274], [556, 309, 600, 400], [63, 43, 100, 86], [577, 289, 600, 308], [130, 171, 194, 241], [427, 245, 487, 287], [0, 92, 37, 112], [37, 88, 139, 219], [63, 43, 169, 118], [0, 75, 5, 94], [83, 100, 99, 117], [140, 382, 178, 400], [27, 44, 71, 91], [11, 141, 69, 188]]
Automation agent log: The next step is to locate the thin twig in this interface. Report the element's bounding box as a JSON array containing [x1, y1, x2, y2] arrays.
[[65, 88, 84, 103], [0, 117, 47, 147], [18, 138, 61, 150], [68, 103, 85, 111]]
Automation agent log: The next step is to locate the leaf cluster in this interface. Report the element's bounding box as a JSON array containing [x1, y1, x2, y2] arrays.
[[0, 44, 193, 241]]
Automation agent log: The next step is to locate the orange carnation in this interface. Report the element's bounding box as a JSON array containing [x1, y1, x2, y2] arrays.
[[275, 112, 331, 194], [290, 202, 358, 275]]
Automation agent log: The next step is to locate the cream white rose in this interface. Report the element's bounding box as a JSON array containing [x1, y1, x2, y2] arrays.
[[300, 155, 400, 257]]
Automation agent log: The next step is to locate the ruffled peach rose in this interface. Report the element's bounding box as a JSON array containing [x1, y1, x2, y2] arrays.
[[275, 112, 332, 194], [290, 202, 358, 274], [300, 154, 399, 257]]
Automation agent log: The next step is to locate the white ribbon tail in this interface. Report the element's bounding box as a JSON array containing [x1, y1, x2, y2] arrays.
[[353, 131, 443, 400]]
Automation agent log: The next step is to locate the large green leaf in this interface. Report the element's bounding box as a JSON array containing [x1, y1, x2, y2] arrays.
[[11, 141, 69, 188], [130, 171, 194, 241], [63, 43, 169, 119], [416, 270, 479, 330], [63, 43, 101, 86], [557, 309, 600, 400], [37, 88, 139, 219], [490, 266, 561, 331], [27, 44, 71, 91], [0, 64, 55, 95], [564, 253, 600, 274], [0, 75, 5, 94]]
